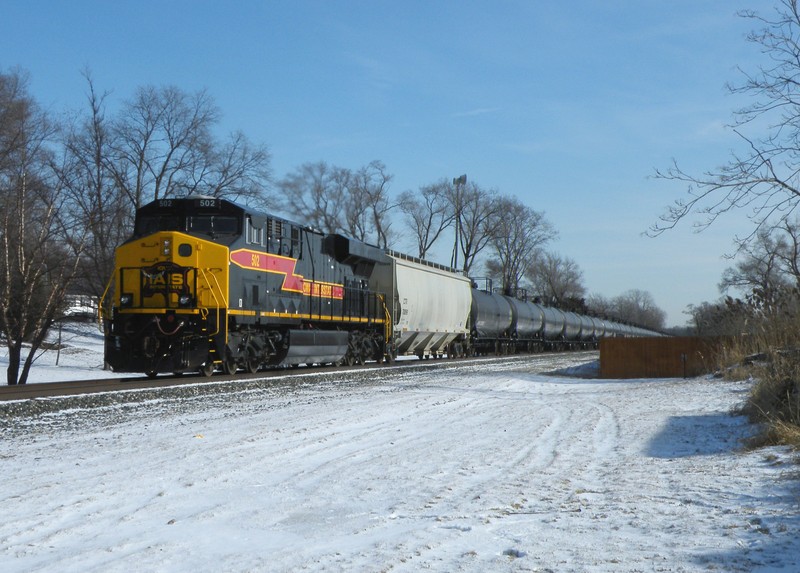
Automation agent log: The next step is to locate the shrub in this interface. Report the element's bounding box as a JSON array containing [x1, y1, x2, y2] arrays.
[[713, 300, 800, 448]]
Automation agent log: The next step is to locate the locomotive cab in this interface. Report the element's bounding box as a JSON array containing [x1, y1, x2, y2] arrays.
[[105, 197, 235, 377]]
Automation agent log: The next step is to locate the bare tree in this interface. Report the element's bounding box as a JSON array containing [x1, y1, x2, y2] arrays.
[[719, 227, 791, 307], [586, 289, 666, 330], [776, 218, 800, 286], [611, 289, 667, 331], [193, 129, 272, 206], [687, 298, 752, 336], [279, 160, 395, 247], [105, 84, 270, 213], [56, 77, 271, 305], [527, 251, 586, 306], [349, 160, 394, 248], [0, 69, 85, 385], [108, 85, 218, 209], [586, 293, 615, 317], [343, 174, 371, 242], [489, 197, 556, 295], [57, 72, 130, 302], [277, 161, 350, 232], [450, 182, 501, 275], [398, 179, 454, 259], [652, 1, 800, 245]]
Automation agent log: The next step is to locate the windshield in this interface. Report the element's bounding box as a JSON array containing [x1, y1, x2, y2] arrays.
[[187, 215, 239, 234], [135, 215, 182, 236], [135, 214, 240, 237]]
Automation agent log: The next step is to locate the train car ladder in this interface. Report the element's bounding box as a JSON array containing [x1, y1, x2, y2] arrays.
[[378, 294, 393, 359]]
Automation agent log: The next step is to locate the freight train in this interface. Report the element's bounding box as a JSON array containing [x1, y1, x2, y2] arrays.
[[102, 196, 659, 377]]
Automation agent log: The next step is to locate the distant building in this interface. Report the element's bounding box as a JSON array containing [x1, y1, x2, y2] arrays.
[[62, 294, 99, 320]]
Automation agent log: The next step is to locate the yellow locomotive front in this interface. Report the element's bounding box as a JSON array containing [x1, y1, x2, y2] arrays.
[[104, 199, 232, 377]]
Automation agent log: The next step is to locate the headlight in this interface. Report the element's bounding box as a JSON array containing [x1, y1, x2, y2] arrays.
[[120, 294, 133, 307], [178, 294, 193, 307]]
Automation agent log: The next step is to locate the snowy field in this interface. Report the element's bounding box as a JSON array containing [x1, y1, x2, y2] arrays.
[[1, 325, 800, 572], [0, 322, 130, 384]]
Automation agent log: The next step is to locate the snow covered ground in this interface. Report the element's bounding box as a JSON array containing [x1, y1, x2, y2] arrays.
[[0, 321, 126, 384], [1, 325, 800, 572]]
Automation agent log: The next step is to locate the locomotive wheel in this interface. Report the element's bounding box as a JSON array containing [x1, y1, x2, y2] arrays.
[[222, 351, 237, 375], [146, 370, 158, 379], [199, 360, 215, 377], [245, 353, 260, 374]]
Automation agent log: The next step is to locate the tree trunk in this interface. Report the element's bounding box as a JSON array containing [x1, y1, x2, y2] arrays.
[[6, 343, 21, 385]]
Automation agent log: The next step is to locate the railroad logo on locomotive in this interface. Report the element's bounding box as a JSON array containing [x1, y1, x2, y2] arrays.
[[230, 249, 304, 292], [140, 261, 190, 296], [229, 249, 345, 299], [303, 281, 344, 299]]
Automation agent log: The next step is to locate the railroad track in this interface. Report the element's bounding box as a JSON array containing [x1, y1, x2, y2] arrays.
[[0, 359, 426, 402], [0, 351, 599, 403], [0, 375, 195, 402], [0, 365, 361, 402]]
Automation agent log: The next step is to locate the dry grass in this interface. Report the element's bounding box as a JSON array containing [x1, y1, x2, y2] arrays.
[[713, 313, 800, 449]]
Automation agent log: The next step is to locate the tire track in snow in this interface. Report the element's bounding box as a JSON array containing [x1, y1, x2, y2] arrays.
[[300, 368, 626, 571]]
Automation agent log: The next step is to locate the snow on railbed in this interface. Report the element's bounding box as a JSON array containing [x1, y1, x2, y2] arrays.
[[1, 340, 800, 572]]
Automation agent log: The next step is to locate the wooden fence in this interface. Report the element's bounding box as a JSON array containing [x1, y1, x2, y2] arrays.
[[599, 336, 727, 379]]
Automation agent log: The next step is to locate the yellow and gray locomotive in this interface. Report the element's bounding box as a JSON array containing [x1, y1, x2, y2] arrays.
[[104, 196, 392, 377]]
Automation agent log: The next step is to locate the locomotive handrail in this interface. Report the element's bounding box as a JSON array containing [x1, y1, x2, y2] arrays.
[[377, 294, 392, 355], [200, 267, 228, 307], [198, 267, 227, 337], [97, 273, 115, 331]]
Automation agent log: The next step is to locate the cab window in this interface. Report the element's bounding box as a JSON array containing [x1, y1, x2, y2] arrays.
[[245, 217, 264, 245]]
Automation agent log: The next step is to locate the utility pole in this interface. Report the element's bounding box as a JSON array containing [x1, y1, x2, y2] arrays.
[[451, 174, 466, 270]]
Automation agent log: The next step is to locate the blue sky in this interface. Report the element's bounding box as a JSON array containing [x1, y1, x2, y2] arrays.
[[1, 1, 768, 326]]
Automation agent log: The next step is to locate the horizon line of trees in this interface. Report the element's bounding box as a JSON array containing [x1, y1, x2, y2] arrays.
[[1, 66, 665, 384]]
